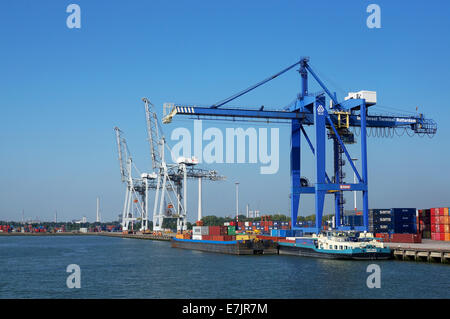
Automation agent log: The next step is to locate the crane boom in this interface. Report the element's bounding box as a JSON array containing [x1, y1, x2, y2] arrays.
[[114, 126, 129, 183], [143, 98, 162, 171]]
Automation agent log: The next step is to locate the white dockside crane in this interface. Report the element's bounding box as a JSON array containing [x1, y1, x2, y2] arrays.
[[114, 126, 157, 233], [142, 98, 225, 232]]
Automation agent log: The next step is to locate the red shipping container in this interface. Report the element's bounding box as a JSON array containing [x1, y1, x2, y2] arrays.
[[432, 232, 445, 241], [375, 233, 390, 242], [209, 226, 227, 236], [431, 208, 439, 216], [431, 215, 437, 225], [390, 233, 421, 243], [211, 235, 234, 241]]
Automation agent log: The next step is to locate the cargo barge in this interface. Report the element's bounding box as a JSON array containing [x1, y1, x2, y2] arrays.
[[278, 231, 392, 260], [171, 238, 278, 255]]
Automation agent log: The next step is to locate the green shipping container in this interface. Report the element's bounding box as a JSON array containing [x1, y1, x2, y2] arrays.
[[227, 226, 236, 235]]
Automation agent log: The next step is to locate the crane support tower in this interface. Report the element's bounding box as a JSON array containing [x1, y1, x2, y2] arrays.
[[142, 98, 225, 232], [162, 57, 436, 234], [114, 126, 157, 232]]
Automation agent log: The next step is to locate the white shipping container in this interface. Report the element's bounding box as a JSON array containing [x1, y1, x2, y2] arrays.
[[192, 235, 202, 240], [200, 226, 209, 235], [80, 228, 88, 233], [224, 222, 230, 226], [245, 222, 250, 226], [193, 226, 202, 234]]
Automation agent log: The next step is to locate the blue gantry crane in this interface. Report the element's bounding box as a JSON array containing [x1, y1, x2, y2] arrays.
[[162, 57, 437, 234]]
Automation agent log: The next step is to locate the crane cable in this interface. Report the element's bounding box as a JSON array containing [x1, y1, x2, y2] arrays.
[[210, 60, 301, 108]]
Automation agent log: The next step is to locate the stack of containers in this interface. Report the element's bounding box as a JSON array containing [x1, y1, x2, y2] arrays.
[[391, 208, 416, 234], [0, 225, 11, 233], [418, 209, 431, 239], [369, 209, 393, 234], [431, 207, 450, 241]]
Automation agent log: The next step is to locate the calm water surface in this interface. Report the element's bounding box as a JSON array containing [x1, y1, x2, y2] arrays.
[[0, 236, 449, 298]]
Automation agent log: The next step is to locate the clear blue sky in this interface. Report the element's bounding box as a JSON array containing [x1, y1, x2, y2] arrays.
[[1, 0, 449, 222]]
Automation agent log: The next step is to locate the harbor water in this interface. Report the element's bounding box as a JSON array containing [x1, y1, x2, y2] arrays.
[[0, 236, 448, 299]]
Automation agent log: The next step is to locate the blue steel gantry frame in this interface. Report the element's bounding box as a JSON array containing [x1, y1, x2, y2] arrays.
[[162, 57, 437, 234]]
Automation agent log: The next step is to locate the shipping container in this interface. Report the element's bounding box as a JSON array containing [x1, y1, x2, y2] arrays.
[[390, 233, 421, 243], [193, 226, 209, 235], [227, 226, 236, 235], [369, 209, 392, 217], [209, 226, 227, 236], [431, 208, 439, 216]]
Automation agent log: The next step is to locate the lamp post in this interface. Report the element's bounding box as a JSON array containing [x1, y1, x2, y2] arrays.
[[235, 182, 240, 222]]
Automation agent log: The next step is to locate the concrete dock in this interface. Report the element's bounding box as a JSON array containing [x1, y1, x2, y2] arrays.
[[386, 239, 450, 263]]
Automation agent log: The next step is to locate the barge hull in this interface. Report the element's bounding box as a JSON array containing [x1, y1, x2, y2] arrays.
[[171, 238, 277, 255], [278, 244, 392, 260]]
